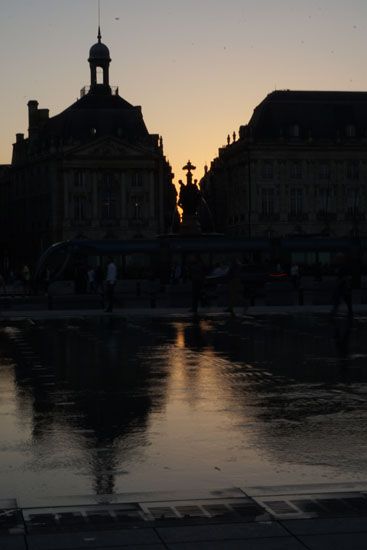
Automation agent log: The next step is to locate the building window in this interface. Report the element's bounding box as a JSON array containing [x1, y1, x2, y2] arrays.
[[347, 161, 359, 180], [318, 187, 330, 214], [102, 187, 117, 219], [262, 161, 274, 179], [290, 161, 302, 179], [290, 188, 303, 214], [74, 171, 85, 187], [290, 124, 300, 138], [101, 174, 118, 220], [132, 173, 143, 187], [131, 195, 141, 220], [74, 195, 86, 221], [346, 186, 359, 216], [319, 162, 330, 179], [261, 188, 275, 216], [346, 125, 356, 138]]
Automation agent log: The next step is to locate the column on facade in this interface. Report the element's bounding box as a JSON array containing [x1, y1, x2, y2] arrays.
[[148, 170, 155, 223], [91, 170, 99, 225], [120, 171, 128, 227], [278, 158, 289, 224], [64, 170, 70, 221]]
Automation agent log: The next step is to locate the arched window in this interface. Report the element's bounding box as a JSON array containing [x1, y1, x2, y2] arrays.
[[96, 67, 104, 85]]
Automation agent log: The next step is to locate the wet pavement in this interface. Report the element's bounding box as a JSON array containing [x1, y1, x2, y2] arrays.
[[0, 311, 367, 503]]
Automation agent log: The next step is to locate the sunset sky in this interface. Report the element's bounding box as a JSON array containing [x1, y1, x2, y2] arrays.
[[1, 0, 366, 183]]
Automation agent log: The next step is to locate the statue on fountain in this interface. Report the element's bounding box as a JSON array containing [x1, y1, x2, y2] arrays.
[[178, 161, 202, 234]]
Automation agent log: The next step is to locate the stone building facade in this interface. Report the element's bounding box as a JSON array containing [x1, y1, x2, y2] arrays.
[[201, 90, 367, 238], [0, 30, 177, 264]]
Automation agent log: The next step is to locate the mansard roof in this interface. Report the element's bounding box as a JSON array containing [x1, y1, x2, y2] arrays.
[[41, 91, 151, 144], [248, 90, 367, 140]]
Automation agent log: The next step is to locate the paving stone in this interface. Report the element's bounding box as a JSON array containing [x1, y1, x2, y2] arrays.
[[300, 532, 367, 549], [157, 521, 288, 543], [0, 536, 26, 549], [27, 528, 160, 549], [282, 516, 367, 535], [167, 538, 306, 550]]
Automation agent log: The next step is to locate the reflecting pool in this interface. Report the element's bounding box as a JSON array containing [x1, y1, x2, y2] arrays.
[[1, 314, 367, 502]]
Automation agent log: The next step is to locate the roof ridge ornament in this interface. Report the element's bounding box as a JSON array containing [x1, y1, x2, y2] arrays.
[[98, 0, 102, 42]]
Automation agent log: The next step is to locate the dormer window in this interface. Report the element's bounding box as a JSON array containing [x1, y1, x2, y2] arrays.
[[346, 124, 356, 138]]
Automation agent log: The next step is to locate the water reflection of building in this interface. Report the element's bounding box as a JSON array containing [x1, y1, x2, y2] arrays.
[[0, 30, 177, 265], [201, 91, 367, 238], [13, 319, 169, 496]]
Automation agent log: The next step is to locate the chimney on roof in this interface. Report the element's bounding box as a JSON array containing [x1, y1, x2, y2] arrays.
[[27, 100, 39, 139]]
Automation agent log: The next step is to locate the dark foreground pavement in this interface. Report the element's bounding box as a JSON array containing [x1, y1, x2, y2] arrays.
[[3, 483, 367, 549]]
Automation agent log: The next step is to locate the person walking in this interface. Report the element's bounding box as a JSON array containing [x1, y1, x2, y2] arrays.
[[331, 253, 353, 360], [331, 253, 353, 319], [227, 257, 242, 318], [0, 272, 6, 294], [105, 257, 117, 312], [87, 267, 96, 294]]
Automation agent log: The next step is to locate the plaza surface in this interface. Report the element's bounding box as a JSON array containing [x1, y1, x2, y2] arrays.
[[0, 305, 367, 548]]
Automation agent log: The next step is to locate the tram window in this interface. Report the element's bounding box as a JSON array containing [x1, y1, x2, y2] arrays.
[[291, 252, 306, 264], [292, 252, 317, 265]]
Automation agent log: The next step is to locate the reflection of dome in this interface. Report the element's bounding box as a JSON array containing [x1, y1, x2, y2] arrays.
[[89, 41, 110, 61]]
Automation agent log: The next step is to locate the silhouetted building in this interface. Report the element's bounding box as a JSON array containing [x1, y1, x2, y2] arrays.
[[0, 29, 176, 265], [201, 90, 367, 238]]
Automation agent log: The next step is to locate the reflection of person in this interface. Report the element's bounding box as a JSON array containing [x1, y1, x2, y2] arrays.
[[188, 255, 205, 315], [105, 257, 117, 313], [170, 261, 182, 284]]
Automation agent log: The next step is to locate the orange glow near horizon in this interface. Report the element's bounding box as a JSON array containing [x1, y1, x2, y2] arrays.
[[1, 0, 367, 184]]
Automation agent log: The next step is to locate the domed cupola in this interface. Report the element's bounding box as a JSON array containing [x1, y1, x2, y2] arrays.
[[88, 27, 111, 93]]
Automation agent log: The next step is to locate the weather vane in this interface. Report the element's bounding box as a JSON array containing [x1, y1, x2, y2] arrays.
[[97, 0, 102, 41]]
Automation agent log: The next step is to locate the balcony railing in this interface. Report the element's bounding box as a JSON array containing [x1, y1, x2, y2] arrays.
[[258, 213, 280, 222], [316, 211, 337, 221], [345, 211, 365, 221], [80, 85, 119, 98]]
